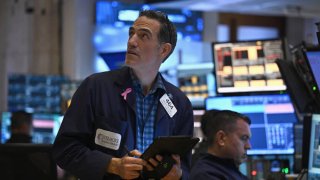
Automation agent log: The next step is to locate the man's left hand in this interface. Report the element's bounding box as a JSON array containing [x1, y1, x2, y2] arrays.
[[161, 154, 182, 180]]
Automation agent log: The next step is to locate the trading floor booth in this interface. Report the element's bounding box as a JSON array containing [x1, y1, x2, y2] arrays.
[[0, 113, 63, 179], [0, 144, 57, 180]]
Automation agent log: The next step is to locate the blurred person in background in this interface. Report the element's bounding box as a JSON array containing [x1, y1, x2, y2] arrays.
[[6, 111, 33, 143]]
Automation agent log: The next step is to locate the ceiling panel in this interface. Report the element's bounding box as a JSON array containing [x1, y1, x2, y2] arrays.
[[151, 0, 320, 18]]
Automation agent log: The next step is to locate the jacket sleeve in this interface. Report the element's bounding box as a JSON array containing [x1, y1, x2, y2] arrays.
[[52, 77, 111, 180]]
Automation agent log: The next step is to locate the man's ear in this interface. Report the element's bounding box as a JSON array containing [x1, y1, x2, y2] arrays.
[[159, 43, 172, 61], [216, 130, 226, 146]]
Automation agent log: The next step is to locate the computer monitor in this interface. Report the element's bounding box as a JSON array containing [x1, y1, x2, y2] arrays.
[[276, 58, 320, 114], [277, 44, 320, 114], [205, 94, 297, 155], [1, 112, 63, 144], [307, 114, 320, 179], [0, 144, 57, 180], [304, 48, 320, 95], [99, 51, 126, 70], [212, 39, 286, 94]]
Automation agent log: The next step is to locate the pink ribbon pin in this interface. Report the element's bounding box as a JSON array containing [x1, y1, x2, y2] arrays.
[[121, 88, 132, 100]]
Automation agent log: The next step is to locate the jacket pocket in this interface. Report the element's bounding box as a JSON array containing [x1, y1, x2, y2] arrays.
[[94, 115, 127, 135]]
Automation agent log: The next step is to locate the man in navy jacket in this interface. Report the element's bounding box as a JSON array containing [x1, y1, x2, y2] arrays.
[[53, 10, 194, 180], [190, 110, 251, 180]]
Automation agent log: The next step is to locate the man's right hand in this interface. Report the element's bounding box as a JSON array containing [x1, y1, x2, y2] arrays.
[[106, 149, 146, 179]]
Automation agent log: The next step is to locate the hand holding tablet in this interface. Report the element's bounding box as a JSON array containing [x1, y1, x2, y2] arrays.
[[141, 136, 200, 178]]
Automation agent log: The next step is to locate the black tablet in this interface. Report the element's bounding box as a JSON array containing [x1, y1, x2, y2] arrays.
[[141, 136, 200, 160]]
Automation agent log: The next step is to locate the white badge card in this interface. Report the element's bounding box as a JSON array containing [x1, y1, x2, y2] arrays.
[[95, 128, 121, 150], [160, 94, 177, 118]]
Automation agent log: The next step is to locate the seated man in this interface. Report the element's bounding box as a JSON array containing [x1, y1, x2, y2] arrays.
[[191, 109, 219, 166], [190, 110, 251, 180], [6, 111, 33, 143]]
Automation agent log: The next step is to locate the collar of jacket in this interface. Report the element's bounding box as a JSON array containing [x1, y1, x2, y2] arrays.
[[114, 66, 173, 121]]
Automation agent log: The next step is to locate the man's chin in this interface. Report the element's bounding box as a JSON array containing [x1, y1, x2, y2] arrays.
[[124, 59, 134, 67], [124, 61, 138, 70]]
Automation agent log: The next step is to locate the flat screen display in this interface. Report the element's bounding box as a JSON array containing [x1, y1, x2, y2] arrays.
[[305, 49, 320, 94], [205, 94, 297, 155], [308, 114, 320, 179], [99, 51, 126, 70], [1, 112, 63, 144], [212, 39, 286, 94]]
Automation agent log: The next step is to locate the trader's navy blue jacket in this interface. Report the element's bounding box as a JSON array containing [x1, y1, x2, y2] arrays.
[[190, 153, 249, 180], [52, 66, 194, 180]]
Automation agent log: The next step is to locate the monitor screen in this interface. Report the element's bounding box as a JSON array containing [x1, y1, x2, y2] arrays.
[[307, 114, 320, 179], [1, 112, 63, 144], [205, 94, 297, 155], [99, 51, 126, 70], [212, 39, 286, 94], [304, 48, 320, 94]]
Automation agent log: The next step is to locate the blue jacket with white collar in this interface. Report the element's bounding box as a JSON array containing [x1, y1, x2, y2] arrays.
[[52, 66, 194, 180]]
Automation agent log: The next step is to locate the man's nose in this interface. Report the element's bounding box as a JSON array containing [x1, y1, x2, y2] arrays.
[[128, 34, 138, 47]]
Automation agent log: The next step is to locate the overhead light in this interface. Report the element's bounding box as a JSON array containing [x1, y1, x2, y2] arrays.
[[118, 10, 139, 21], [168, 14, 186, 23], [187, 2, 218, 11]]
